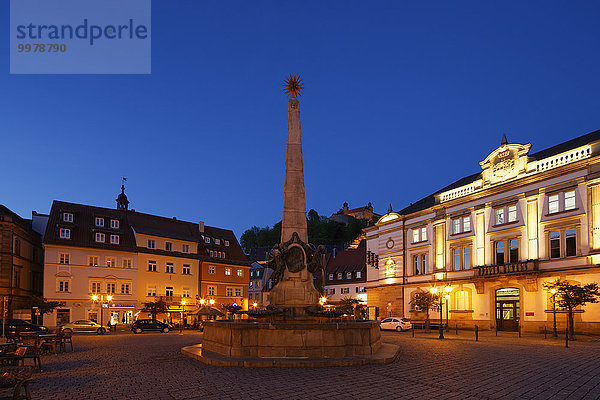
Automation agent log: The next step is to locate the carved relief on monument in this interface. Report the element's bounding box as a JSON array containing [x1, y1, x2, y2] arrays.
[[480, 138, 532, 187]]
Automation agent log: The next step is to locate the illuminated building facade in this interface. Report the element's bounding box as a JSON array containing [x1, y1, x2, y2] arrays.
[[366, 130, 600, 333]]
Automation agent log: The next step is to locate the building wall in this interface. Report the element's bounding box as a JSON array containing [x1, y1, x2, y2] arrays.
[[200, 261, 249, 310]]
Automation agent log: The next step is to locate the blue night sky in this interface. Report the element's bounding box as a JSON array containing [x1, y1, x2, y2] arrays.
[[2, 1, 600, 238]]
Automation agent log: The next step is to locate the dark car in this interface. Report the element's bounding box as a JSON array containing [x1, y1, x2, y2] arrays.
[[131, 319, 173, 334], [0, 319, 48, 335]]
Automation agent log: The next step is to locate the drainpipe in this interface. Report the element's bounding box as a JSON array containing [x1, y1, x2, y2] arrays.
[[402, 217, 406, 318]]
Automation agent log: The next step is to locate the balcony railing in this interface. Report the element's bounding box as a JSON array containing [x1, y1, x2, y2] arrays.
[[475, 260, 538, 277], [148, 295, 194, 305]]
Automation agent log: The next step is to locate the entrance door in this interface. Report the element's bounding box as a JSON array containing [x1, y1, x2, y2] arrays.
[[495, 288, 520, 332]]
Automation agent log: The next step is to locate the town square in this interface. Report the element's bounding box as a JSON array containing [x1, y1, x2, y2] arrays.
[[3, 1, 600, 399]]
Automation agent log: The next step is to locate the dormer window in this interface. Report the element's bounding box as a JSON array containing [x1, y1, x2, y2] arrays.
[[110, 235, 119, 245], [95, 233, 105, 243], [59, 228, 70, 239], [165, 242, 173, 251], [63, 213, 73, 222], [110, 219, 119, 229], [337, 273, 342, 279], [224, 240, 229, 246], [205, 237, 210, 243], [182, 244, 190, 253], [215, 239, 221, 245], [95, 217, 104, 227], [147, 240, 155, 249]]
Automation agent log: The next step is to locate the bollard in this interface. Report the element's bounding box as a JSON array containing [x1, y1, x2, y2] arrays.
[[544, 326, 547, 339], [495, 324, 498, 337], [412, 327, 414, 338], [565, 328, 569, 348], [518, 323, 521, 338], [456, 323, 458, 335], [475, 325, 479, 342]]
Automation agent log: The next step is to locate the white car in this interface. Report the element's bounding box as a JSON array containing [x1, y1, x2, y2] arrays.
[[380, 317, 412, 331]]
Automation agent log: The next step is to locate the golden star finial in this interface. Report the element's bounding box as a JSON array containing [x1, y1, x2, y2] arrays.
[[283, 74, 303, 98]]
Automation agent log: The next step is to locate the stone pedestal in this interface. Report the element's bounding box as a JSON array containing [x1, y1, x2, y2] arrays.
[[269, 268, 319, 309]]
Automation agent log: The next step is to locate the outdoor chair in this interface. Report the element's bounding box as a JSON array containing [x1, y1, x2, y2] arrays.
[[0, 366, 33, 400], [61, 330, 73, 352], [4, 336, 18, 346], [13, 337, 41, 372]]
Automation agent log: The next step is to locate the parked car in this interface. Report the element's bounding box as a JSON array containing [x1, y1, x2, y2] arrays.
[[0, 319, 48, 335], [60, 320, 106, 335], [131, 319, 173, 334], [380, 317, 412, 331]]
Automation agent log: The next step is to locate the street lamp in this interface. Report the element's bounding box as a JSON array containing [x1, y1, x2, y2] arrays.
[[209, 299, 215, 305], [91, 294, 112, 333], [200, 298, 206, 306], [430, 287, 444, 339], [252, 302, 258, 310], [550, 287, 558, 337], [444, 285, 452, 331], [180, 300, 186, 333]]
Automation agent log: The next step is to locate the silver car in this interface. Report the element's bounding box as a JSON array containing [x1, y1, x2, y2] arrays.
[[380, 317, 412, 331]]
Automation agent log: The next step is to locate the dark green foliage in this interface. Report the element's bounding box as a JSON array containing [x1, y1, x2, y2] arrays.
[[142, 299, 168, 320], [26, 296, 62, 315], [410, 291, 439, 329]]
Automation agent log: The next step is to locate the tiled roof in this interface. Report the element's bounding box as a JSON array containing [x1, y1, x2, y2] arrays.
[[200, 225, 249, 266], [325, 246, 366, 275]]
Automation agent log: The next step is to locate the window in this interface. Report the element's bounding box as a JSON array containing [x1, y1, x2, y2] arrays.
[[107, 283, 116, 294], [166, 262, 174, 273], [95, 217, 104, 227], [328, 274, 333, 280], [60, 228, 70, 239], [147, 240, 155, 249], [95, 233, 105, 243], [63, 213, 73, 222], [346, 272, 352, 279], [182, 288, 191, 298], [209, 265, 216, 274], [356, 271, 362, 278], [59, 253, 70, 264], [509, 239, 519, 263], [205, 237, 210, 243], [123, 258, 132, 268], [182, 244, 190, 253], [566, 228, 577, 257], [495, 208, 505, 225], [147, 285, 157, 296], [237, 269, 243, 277], [452, 216, 471, 234], [226, 287, 234, 297], [121, 284, 130, 294], [225, 268, 231, 276], [495, 241, 505, 265], [208, 286, 215, 296], [165, 286, 174, 297], [329, 288, 335, 295], [224, 240, 229, 246], [550, 231, 560, 259], [58, 280, 69, 292], [13, 269, 20, 289], [565, 191, 576, 211], [463, 217, 471, 232], [413, 254, 428, 275], [549, 194, 559, 214], [453, 219, 460, 234], [341, 288, 350, 294], [88, 256, 98, 267], [148, 260, 157, 272], [215, 239, 221, 245], [463, 247, 471, 270], [165, 242, 173, 251], [453, 246, 471, 270], [91, 282, 101, 293], [453, 248, 460, 271], [14, 239, 20, 256], [110, 235, 119, 245], [413, 227, 427, 243], [110, 219, 119, 229], [106, 257, 115, 267], [454, 290, 469, 310], [235, 288, 242, 297], [508, 205, 517, 223], [357, 287, 366, 293], [337, 273, 342, 280], [183, 264, 191, 275]]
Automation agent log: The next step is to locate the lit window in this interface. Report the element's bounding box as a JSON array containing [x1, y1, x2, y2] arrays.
[[95, 233, 105, 243], [328, 274, 333, 280], [565, 191, 576, 211], [235, 288, 242, 297], [182, 244, 190, 253], [183, 288, 191, 298], [63, 213, 73, 222], [566, 228, 576, 257], [463, 217, 471, 232], [110, 235, 119, 245], [95, 217, 104, 227], [121, 284, 130, 294], [147, 240, 155, 249], [183, 264, 191, 275], [346, 272, 352, 279], [226, 287, 234, 297], [412, 229, 419, 243], [225, 268, 231, 276], [215, 239, 221, 245], [495, 208, 505, 225], [123, 258, 132, 268], [59, 228, 70, 239], [508, 205, 517, 223], [495, 242, 505, 265], [549, 194, 559, 214], [148, 260, 157, 272], [330, 288, 335, 295], [147, 286, 157, 296], [59, 253, 69, 264], [550, 231, 560, 259], [107, 283, 116, 294], [356, 271, 361, 278], [110, 219, 119, 229], [454, 291, 469, 310], [205, 237, 210, 243], [413, 227, 427, 243], [208, 265, 216, 274], [88, 256, 98, 266], [165, 286, 174, 296], [166, 262, 174, 274], [208, 286, 215, 296], [224, 240, 229, 246], [165, 242, 173, 251], [237, 269, 243, 277], [337, 273, 342, 279], [453, 219, 460, 234], [58, 280, 69, 292]]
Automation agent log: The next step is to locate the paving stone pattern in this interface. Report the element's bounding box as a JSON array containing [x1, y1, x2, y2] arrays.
[[27, 330, 600, 399]]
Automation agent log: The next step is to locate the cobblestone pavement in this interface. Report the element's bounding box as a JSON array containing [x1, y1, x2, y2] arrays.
[[26, 330, 600, 400]]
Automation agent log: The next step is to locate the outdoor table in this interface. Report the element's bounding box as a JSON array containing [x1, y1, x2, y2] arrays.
[[38, 334, 59, 354]]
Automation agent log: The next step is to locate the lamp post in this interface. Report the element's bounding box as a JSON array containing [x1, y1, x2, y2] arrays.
[[550, 287, 558, 337], [91, 294, 112, 332], [180, 300, 186, 333], [252, 302, 258, 310], [444, 285, 452, 331], [430, 287, 444, 339]]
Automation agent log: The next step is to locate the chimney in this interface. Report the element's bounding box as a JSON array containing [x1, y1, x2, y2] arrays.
[[198, 221, 204, 233]]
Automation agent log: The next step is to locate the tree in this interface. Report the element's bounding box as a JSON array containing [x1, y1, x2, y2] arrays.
[[142, 299, 168, 320], [26, 296, 62, 316], [410, 291, 439, 330], [544, 279, 600, 340], [240, 226, 260, 254], [338, 297, 360, 315]]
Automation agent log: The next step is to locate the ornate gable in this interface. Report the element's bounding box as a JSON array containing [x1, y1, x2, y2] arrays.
[[480, 138, 531, 187]]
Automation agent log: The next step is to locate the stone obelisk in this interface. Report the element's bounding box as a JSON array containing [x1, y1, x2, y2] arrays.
[[281, 96, 308, 243]]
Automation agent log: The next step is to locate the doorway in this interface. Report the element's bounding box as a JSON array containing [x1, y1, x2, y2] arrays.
[[495, 288, 520, 331]]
